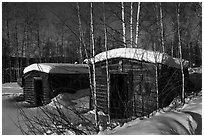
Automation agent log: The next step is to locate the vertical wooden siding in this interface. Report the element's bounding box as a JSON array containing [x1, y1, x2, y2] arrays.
[[24, 71, 51, 105], [95, 59, 158, 118]]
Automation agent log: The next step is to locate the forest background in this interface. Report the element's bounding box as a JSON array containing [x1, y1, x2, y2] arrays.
[[2, 2, 202, 83]]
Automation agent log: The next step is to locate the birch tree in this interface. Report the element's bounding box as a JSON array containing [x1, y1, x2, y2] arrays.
[[6, 5, 12, 82], [135, 2, 141, 47], [130, 2, 133, 47], [159, 3, 165, 53], [177, 3, 185, 104], [77, 2, 83, 63], [90, 2, 99, 131], [3, 3, 14, 82], [14, 9, 20, 78], [76, 3, 89, 59], [121, 2, 126, 47], [103, 2, 111, 124], [153, 42, 159, 109]]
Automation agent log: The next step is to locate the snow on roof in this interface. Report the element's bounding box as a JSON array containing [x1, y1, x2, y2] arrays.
[[23, 63, 89, 74], [86, 48, 189, 69]]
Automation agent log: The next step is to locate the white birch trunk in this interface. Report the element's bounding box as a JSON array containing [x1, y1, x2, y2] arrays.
[[77, 3, 85, 63], [177, 3, 185, 104], [159, 3, 165, 53], [15, 19, 20, 78], [171, 40, 174, 57], [135, 2, 141, 48], [90, 2, 99, 131], [130, 2, 133, 48], [77, 2, 83, 63], [153, 42, 159, 109], [121, 2, 126, 47], [103, 2, 111, 124]]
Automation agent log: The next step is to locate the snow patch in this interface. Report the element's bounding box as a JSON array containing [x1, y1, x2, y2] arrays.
[[100, 94, 202, 135], [87, 109, 106, 116]]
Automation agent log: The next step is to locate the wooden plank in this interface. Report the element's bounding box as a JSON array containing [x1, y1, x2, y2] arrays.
[[96, 92, 107, 97], [96, 86, 107, 91]]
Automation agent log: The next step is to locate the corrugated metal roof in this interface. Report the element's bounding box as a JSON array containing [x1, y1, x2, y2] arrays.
[[23, 63, 89, 74], [85, 48, 189, 69]]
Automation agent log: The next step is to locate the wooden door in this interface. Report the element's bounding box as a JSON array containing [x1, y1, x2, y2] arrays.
[[34, 77, 43, 106], [110, 73, 128, 118]]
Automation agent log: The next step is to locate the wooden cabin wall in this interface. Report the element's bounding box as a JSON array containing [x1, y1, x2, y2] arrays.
[[24, 71, 41, 104], [48, 74, 90, 98], [42, 74, 52, 105], [95, 58, 158, 119], [24, 72, 90, 106], [95, 66, 108, 113], [24, 72, 36, 104], [122, 60, 157, 117], [158, 65, 189, 107], [24, 71, 51, 105]]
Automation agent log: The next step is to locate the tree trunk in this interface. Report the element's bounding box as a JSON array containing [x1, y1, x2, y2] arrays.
[[26, 27, 29, 66], [37, 27, 41, 63], [15, 19, 20, 79], [90, 2, 99, 131], [130, 2, 133, 48], [103, 2, 111, 124], [171, 40, 174, 57], [77, 2, 84, 63], [135, 2, 141, 48], [6, 15, 12, 82], [25, 8, 30, 66], [61, 27, 65, 62], [153, 42, 159, 109], [121, 2, 126, 47], [159, 3, 165, 53], [21, 25, 26, 75], [177, 3, 185, 104]]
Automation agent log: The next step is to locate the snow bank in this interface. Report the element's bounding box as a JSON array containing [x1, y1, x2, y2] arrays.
[[181, 96, 202, 115], [99, 95, 202, 135], [2, 82, 23, 94]]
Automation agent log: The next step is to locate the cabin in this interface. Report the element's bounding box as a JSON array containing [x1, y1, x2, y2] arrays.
[[22, 63, 90, 106], [87, 48, 189, 119]]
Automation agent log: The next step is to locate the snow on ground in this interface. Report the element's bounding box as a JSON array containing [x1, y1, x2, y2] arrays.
[[99, 92, 202, 135], [2, 82, 23, 95], [2, 82, 202, 135], [47, 88, 90, 111]]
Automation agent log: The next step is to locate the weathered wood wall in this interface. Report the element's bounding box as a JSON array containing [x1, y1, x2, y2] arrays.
[[23, 71, 51, 105], [23, 71, 90, 106], [48, 74, 90, 97], [94, 58, 158, 119], [94, 58, 190, 119]]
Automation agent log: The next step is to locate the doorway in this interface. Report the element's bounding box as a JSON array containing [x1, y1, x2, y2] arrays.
[[34, 77, 43, 106], [110, 73, 128, 118]]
